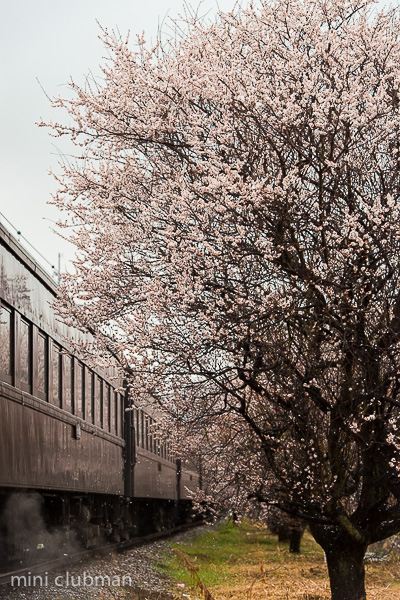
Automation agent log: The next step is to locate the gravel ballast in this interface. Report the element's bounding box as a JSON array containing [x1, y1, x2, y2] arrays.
[[0, 526, 210, 600]]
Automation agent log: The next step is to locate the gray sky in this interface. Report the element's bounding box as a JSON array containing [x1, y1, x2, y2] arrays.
[[0, 0, 238, 276]]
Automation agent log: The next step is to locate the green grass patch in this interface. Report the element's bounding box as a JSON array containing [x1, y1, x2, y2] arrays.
[[158, 519, 325, 594]]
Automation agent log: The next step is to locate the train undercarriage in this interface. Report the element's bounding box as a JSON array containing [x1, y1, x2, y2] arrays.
[[0, 489, 193, 567]]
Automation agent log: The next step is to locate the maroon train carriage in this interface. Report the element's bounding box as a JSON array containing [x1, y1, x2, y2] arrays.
[[0, 222, 199, 564]]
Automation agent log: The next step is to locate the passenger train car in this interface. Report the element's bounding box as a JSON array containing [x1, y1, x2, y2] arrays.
[[0, 222, 199, 562]]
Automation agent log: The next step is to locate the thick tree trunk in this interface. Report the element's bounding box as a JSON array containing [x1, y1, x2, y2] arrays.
[[325, 547, 367, 600], [309, 523, 368, 600]]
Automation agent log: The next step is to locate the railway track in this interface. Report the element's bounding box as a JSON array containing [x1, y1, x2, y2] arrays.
[[0, 522, 198, 587]]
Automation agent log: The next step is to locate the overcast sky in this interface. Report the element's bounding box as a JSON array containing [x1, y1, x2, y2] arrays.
[[0, 0, 238, 276]]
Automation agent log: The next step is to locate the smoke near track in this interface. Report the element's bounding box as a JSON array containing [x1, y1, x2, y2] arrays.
[[0, 492, 78, 566]]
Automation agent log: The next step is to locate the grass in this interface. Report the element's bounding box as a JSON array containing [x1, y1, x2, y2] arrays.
[[157, 520, 400, 600]]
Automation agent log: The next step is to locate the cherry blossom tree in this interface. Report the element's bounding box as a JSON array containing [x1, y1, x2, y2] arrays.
[[44, 1, 400, 598], [176, 409, 307, 551]]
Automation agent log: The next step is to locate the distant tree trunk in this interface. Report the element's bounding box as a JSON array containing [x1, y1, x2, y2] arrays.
[[289, 527, 304, 553], [277, 524, 290, 542], [270, 513, 305, 553]]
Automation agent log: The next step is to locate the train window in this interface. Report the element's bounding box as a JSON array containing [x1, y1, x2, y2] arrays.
[[120, 394, 124, 436], [136, 408, 140, 446], [113, 392, 117, 435], [117, 393, 122, 436], [154, 425, 158, 455], [85, 369, 94, 423], [103, 383, 110, 431], [75, 362, 83, 417], [133, 407, 138, 442], [141, 411, 145, 449], [149, 417, 153, 453], [94, 377, 103, 428], [145, 415, 149, 451], [37, 331, 48, 400], [110, 390, 116, 434], [167, 442, 173, 462], [20, 318, 32, 392], [0, 304, 13, 383], [116, 392, 122, 437], [115, 393, 120, 435], [121, 394, 125, 438], [51, 342, 61, 406], [63, 353, 73, 412]]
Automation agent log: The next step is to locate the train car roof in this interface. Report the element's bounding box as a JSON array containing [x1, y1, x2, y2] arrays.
[[0, 222, 58, 296]]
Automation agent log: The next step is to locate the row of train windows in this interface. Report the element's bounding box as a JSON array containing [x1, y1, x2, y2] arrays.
[[134, 409, 173, 461], [0, 302, 175, 461], [0, 302, 124, 437]]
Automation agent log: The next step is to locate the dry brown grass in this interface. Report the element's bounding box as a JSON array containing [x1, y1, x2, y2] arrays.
[[217, 561, 400, 600], [192, 558, 400, 600]]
